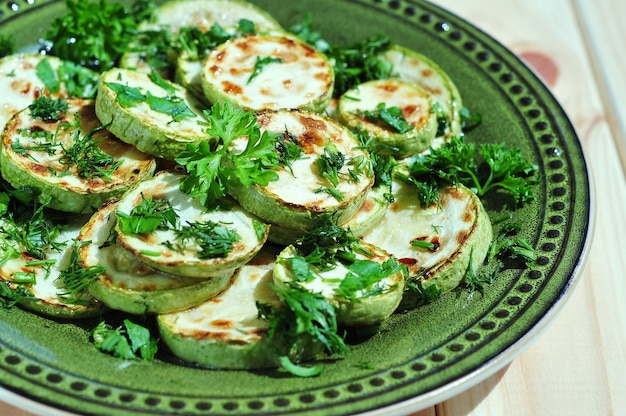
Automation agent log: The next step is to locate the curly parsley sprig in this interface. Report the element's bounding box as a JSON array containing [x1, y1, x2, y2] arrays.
[[405, 136, 538, 207], [176, 102, 281, 208]]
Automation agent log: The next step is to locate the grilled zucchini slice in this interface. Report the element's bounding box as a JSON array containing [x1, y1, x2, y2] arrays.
[[0, 214, 104, 319], [95, 67, 213, 160], [0, 98, 156, 213], [78, 200, 234, 314], [121, 0, 282, 80], [115, 171, 270, 278], [338, 78, 438, 157], [201, 32, 334, 112], [157, 247, 283, 369], [227, 109, 373, 231], [380, 44, 463, 145], [273, 242, 404, 326], [362, 179, 492, 305], [0, 54, 98, 131], [267, 184, 390, 245]]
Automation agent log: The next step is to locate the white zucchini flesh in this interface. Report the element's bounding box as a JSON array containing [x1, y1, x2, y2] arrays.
[[95, 67, 213, 161], [121, 0, 283, 80], [268, 184, 390, 245], [273, 243, 404, 326], [142, 0, 282, 33], [227, 109, 374, 230], [0, 216, 105, 319], [78, 200, 234, 314], [201, 33, 334, 112], [157, 247, 282, 369], [362, 179, 493, 297], [0, 98, 157, 213], [115, 171, 270, 278], [338, 78, 438, 157], [380, 45, 463, 143], [0, 54, 63, 130]]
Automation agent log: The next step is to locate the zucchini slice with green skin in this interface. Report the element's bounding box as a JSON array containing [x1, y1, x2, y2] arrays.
[[338, 78, 438, 158], [362, 179, 493, 306], [380, 44, 463, 145], [115, 171, 270, 278], [0, 216, 105, 319], [201, 32, 334, 112], [0, 54, 98, 132], [142, 0, 281, 33], [0, 54, 59, 130], [0, 98, 157, 213], [273, 242, 404, 327], [267, 184, 390, 245], [227, 109, 374, 231], [95, 67, 213, 161], [157, 247, 284, 369], [78, 200, 234, 315], [121, 0, 282, 78]]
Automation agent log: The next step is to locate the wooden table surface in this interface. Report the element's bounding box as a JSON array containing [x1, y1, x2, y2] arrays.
[[1, 0, 625, 415]]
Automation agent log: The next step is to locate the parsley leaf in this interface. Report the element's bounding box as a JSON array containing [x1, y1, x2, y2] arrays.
[[407, 136, 538, 207], [257, 283, 349, 377], [334, 258, 402, 302], [145, 92, 197, 123], [360, 102, 414, 133], [247, 56, 283, 84], [327, 34, 394, 97], [45, 0, 147, 71], [92, 319, 158, 360], [316, 143, 345, 187], [105, 82, 146, 108], [176, 102, 280, 208], [117, 195, 178, 235]]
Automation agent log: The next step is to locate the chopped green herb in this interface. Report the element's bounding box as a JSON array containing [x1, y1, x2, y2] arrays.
[[411, 239, 438, 251], [288, 13, 330, 53], [92, 319, 158, 360], [334, 258, 402, 302], [407, 136, 538, 207], [488, 222, 536, 266], [247, 56, 283, 84], [275, 129, 303, 175], [146, 92, 196, 123], [316, 143, 345, 187], [0, 282, 34, 309], [257, 283, 349, 377], [327, 34, 394, 97], [58, 125, 122, 181], [176, 101, 281, 208], [168, 220, 241, 259], [57, 241, 106, 304], [117, 195, 178, 235], [29, 96, 68, 122], [105, 82, 146, 108], [360, 102, 414, 133], [45, 0, 149, 71]]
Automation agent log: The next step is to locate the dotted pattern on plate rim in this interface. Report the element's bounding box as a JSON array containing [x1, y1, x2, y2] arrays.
[[0, 0, 581, 414]]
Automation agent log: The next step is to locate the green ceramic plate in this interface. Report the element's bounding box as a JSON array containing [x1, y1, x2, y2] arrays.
[[0, 0, 592, 415]]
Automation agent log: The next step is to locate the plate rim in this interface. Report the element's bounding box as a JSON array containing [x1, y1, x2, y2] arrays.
[[0, 0, 594, 414]]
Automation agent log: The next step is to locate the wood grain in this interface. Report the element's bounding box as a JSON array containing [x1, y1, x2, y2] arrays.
[[423, 0, 626, 415]]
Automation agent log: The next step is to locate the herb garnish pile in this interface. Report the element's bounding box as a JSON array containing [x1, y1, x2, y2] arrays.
[[0, 0, 540, 376]]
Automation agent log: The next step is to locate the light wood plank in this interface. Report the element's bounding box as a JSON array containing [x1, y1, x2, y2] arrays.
[[572, 0, 626, 173], [426, 0, 626, 415]]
